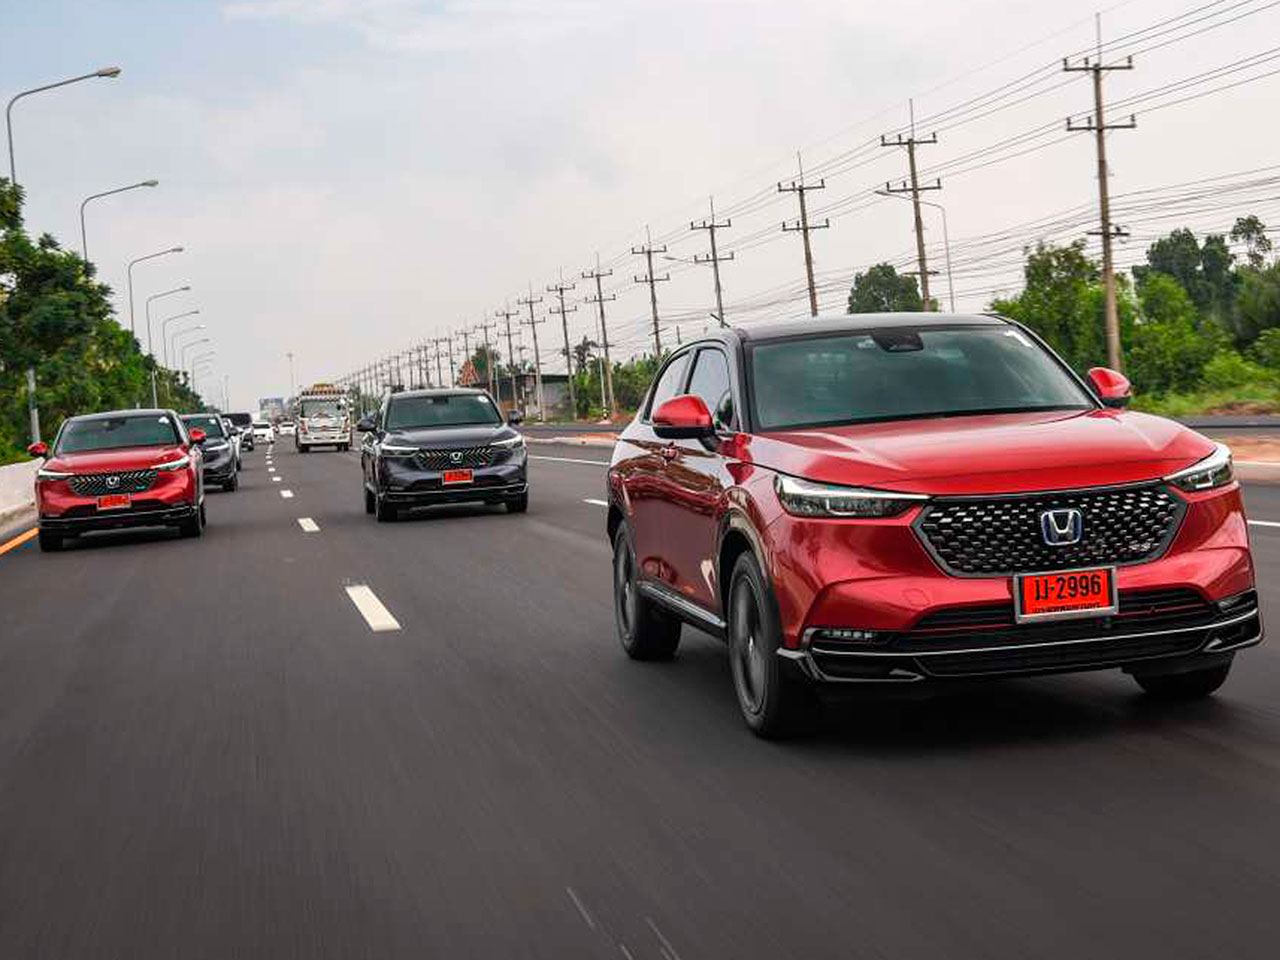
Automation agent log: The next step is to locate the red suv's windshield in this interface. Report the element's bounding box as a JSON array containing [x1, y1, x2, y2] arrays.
[[56, 415, 181, 454], [749, 325, 1094, 431]]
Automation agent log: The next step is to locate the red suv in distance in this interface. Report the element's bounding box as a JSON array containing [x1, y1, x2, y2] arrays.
[[28, 409, 207, 552], [606, 314, 1262, 736]]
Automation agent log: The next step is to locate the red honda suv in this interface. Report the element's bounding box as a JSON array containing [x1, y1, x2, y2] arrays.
[[28, 409, 207, 551], [606, 314, 1262, 736]]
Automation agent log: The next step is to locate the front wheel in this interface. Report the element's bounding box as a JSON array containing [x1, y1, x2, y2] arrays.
[[364, 484, 376, 514], [1134, 662, 1232, 700], [223, 472, 238, 492], [375, 495, 398, 522], [727, 551, 819, 738], [180, 503, 206, 539], [506, 492, 529, 514], [612, 524, 680, 660], [37, 530, 63, 552]]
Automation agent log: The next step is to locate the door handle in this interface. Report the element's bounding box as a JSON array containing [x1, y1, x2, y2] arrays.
[[660, 445, 679, 461]]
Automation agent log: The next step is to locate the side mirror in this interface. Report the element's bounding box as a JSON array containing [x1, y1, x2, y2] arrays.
[[27, 441, 49, 459], [507, 409, 524, 425], [652, 394, 715, 440], [1087, 367, 1132, 409], [189, 428, 207, 444], [356, 416, 375, 432]]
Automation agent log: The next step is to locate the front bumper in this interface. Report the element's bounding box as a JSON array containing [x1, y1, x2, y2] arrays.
[[779, 598, 1262, 685], [201, 447, 235, 480], [378, 453, 527, 506], [39, 502, 197, 534]]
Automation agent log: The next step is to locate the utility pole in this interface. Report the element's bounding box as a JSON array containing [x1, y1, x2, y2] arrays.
[[497, 304, 521, 412], [476, 319, 497, 397], [1065, 15, 1135, 372], [519, 286, 546, 420], [547, 271, 578, 417], [880, 103, 940, 311], [583, 253, 616, 415], [692, 196, 734, 326], [431, 338, 445, 387], [632, 226, 670, 356], [779, 153, 830, 316]]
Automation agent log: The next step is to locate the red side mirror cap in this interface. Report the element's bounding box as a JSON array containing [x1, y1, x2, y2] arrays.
[[653, 394, 715, 440], [188, 428, 207, 443], [1087, 367, 1132, 409], [27, 441, 49, 458]]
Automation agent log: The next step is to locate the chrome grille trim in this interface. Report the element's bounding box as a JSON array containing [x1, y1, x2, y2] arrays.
[[414, 446, 496, 470], [68, 470, 158, 497]]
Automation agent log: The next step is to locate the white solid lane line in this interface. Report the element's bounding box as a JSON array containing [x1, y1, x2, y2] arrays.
[[1249, 519, 1280, 528], [298, 517, 319, 532], [530, 455, 609, 466], [583, 498, 608, 506], [345, 584, 401, 632], [281, 490, 294, 499]]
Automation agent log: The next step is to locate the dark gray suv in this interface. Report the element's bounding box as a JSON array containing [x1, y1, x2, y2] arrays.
[[358, 388, 528, 521]]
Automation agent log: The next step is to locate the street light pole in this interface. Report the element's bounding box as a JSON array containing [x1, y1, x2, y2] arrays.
[[874, 190, 956, 312], [79, 179, 157, 261], [144, 285, 190, 407], [5, 65, 122, 443], [170, 323, 206, 369], [286, 352, 296, 398], [161, 310, 200, 368], [126, 246, 183, 337]]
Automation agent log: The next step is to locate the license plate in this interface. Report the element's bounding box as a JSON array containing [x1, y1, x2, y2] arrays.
[[1015, 567, 1116, 623], [442, 468, 473, 485], [97, 493, 132, 511]]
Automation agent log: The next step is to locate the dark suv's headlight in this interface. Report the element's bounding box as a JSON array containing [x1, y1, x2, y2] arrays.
[[379, 443, 418, 457], [775, 475, 928, 518], [1166, 443, 1234, 492]]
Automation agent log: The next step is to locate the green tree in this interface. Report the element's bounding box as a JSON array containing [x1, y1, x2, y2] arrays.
[[847, 263, 923, 313], [1231, 262, 1280, 345], [1231, 215, 1272, 269], [1126, 274, 1217, 393]]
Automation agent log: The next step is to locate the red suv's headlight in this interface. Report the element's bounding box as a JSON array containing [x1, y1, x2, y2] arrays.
[[774, 475, 928, 518], [1165, 443, 1234, 492]]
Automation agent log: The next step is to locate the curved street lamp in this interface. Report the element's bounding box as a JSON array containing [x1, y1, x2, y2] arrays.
[[126, 246, 183, 337], [145, 285, 190, 356], [5, 65, 121, 186], [171, 324, 206, 362], [79, 179, 157, 260], [180, 337, 211, 371], [162, 311, 201, 367]]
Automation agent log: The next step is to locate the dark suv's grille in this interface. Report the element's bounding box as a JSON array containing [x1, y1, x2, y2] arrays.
[[915, 484, 1184, 576], [69, 470, 158, 497], [414, 446, 495, 470]]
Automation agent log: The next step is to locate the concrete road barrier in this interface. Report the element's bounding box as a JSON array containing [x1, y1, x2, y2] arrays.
[[0, 460, 39, 527]]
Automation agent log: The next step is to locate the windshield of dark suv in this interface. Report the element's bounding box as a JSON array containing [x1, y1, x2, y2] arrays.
[[181, 415, 226, 439], [57, 415, 181, 454], [749, 325, 1095, 431], [386, 394, 502, 430]]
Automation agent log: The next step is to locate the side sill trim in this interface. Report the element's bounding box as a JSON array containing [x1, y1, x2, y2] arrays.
[[637, 580, 726, 633]]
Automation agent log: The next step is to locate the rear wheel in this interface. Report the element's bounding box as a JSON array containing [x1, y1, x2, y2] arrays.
[[1134, 662, 1232, 700], [37, 530, 63, 552], [727, 551, 819, 738], [611, 524, 680, 660]]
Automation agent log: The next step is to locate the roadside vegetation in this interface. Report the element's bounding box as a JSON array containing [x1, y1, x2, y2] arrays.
[[0, 179, 206, 464]]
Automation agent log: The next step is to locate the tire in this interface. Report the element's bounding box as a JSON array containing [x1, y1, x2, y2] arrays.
[[38, 530, 63, 552], [223, 472, 238, 492], [506, 492, 529, 514], [299, 444, 309, 454], [375, 494, 398, 522], [180, 503, 206, 539], [611, 523, 681, 660], [364, 484, 376, 515], [727, 551, 819, 738], [1134, 662, 1232, 700]]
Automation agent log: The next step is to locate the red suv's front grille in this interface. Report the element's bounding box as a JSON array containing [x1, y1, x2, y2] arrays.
[[68, 470, 158, 497], [914, 483, 1185, 576]]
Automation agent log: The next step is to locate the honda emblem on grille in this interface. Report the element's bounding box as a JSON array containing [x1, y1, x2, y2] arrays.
[[450, 451, 463, 464], [1040, 508, 1084, 546], [105, 475, 120, 489]]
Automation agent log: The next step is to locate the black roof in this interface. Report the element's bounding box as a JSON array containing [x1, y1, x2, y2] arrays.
[[390, 387, 489, 399], [733, 312, 1007, 343], [68, 408, 178, 422]]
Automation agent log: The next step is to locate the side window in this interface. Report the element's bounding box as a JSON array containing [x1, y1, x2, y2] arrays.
[[686, 348, 735, 430], [645, 352, 691, 419]]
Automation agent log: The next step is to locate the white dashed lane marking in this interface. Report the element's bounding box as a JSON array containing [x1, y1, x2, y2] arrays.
[[345, 584, 401, 632], [1250, 520, 1280, 529], [297, 517, 319, 532], [272, 476, 282, 482], [530, 455, 609, 466], [583, 498, 608, 506], [281, 490, 294, 499]]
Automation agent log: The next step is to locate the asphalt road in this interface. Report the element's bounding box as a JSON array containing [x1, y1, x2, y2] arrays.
[[0, 441, 1277, 959]]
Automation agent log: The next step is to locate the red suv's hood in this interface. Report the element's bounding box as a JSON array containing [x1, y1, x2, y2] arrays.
[[45, 445, 188, 474], [746, 410, 1215, 495]]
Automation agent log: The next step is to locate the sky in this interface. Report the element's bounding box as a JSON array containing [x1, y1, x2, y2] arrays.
[[4, 0, 1279, 410]]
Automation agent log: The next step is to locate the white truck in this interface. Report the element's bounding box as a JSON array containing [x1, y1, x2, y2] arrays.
[[294, 384, 352, 453]]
